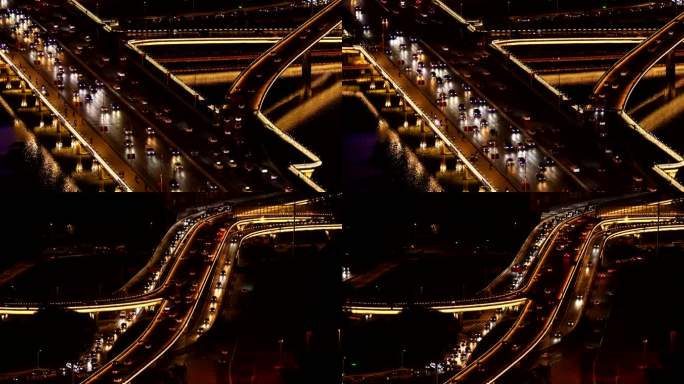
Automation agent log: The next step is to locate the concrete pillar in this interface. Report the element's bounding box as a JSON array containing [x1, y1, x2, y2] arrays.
[[302, 49, 312, 99], [666, 50, 676, 100]]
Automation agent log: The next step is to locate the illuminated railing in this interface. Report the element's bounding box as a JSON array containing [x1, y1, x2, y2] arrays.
[[67, 0, 113, 32], [432, 0, 478, 33], [488, 27, 658, 37], [489, 37, 647, 112], [255, 111, 325, 192]]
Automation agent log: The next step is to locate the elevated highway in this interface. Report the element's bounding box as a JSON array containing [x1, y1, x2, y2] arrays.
[[343, 198, 683, 383], [226, 0, 342, 192], [0, 198, 341, 383]]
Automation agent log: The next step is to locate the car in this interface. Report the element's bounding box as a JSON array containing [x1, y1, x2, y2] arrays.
[[169, 179, 180, 191], [124, 139, 133, 148], [146, 127, 155, 136], [145, 147, 156, 157]]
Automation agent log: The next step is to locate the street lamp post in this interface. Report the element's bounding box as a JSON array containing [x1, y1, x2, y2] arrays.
[[641, 337, 648, 369], [400, 348, 406, 368], [37, 348, 42, 369], [278, 338, 284, 367]]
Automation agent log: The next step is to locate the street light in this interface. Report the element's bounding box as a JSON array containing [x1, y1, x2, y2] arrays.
[[37, 347, 42, 369]]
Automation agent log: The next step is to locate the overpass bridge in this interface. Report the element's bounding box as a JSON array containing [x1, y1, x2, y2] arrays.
[[0, 201, 335, 316], [344, 199, 682, 316], [343, 197, 683, 383], [589, 11, 684, 191], [0, 198, 341, 383], [445, 209, 684, 384], [592, 11, 684, 111], [225, 0, 342, 193]]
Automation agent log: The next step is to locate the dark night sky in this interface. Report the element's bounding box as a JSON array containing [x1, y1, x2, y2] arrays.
[[0, 194, 170, 267]]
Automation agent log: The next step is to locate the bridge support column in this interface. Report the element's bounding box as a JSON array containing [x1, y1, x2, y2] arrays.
[[666, 51, 676, 101], [302, 49, 312, 99]]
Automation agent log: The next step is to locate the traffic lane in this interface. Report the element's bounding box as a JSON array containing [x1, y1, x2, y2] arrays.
[[117, 225, 226, 382], [350, 0, 518, 190], [93, 221, 227, 383], [34, 6, 286, 193], [32, 9, 241, 193], [453, 217, 597, 383], [87, 222, 219, 382], [383, 0, 624, 190], [359, 47, 515, 191], [600, 19, 684, 108], [230, 0, 341, 110], [347, 1, 512, 190], [448, 223, 577, 382], [419, 39, 626, 190], [410, 35, 583, 189], [22, 44, 195, 191], [382, 36, 562, 192], [490, 219, 600, 382], [9, 13, 206, 192], [354, 0, 566, 191], [543, 229, 604, 349], [1, 47, 148, 190]]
